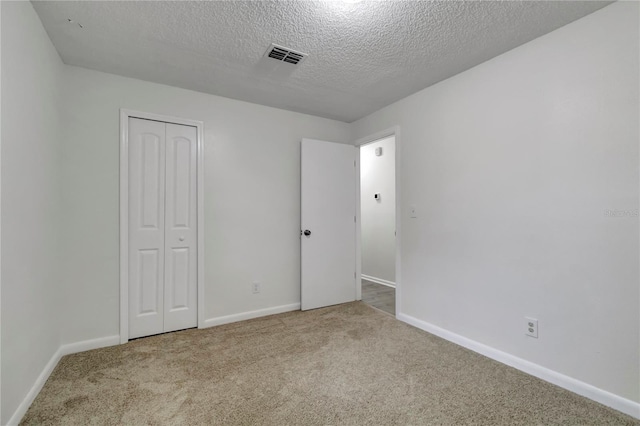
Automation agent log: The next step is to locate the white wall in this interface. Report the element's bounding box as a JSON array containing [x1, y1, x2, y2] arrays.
[[352, 1, 639, 404], [2, 0, 639, 422], [1, 4, 3, 421], [360, 136, 395, 284], [59, 66, 352, 344], [1, 2, 64, 424]]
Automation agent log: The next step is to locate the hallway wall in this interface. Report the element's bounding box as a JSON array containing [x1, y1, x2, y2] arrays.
[[360, 136, 396, 285]]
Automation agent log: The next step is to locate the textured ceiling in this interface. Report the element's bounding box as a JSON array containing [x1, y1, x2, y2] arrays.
[[32, 1, 612, 122]]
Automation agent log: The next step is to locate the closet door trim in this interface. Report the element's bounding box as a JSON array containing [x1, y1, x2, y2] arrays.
[[120, 109, 205, 344]]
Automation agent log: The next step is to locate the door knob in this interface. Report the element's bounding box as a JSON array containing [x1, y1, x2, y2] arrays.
[[179, 236, 185, 241], [303, 230, 311, 236]]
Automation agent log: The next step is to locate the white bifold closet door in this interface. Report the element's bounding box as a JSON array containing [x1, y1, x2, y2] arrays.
[[128, 117, 197, 339]]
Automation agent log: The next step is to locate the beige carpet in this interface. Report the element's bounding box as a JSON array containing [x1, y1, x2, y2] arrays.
[[22, 302, 638, 425]]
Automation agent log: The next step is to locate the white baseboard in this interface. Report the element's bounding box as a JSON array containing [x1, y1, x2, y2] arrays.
[[361, 274, 395, 288], [397, 313, 640, 420], [6, 347, 60, 426], [59, 335, 121, 357], [202, 303, 301, 328], [7, 335, 120, 426]]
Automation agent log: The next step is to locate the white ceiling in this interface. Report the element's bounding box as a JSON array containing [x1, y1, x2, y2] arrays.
[[32, 1, 611, 123]]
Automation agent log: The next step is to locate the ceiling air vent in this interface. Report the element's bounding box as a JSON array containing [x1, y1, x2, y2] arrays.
[[264, 43, 307, 65]]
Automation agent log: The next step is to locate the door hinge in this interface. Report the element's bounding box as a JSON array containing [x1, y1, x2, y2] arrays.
[[354, 215, 356, 222]]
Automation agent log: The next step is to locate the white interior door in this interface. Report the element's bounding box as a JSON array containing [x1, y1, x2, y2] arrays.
[[129, 118, 166, 338], [128, 118, 197, 339], [164, 123, 198, 333], [301, 139, 356, 310]]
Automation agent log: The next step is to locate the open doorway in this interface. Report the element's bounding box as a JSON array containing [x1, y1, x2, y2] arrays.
[[359, 135, 396, 315]]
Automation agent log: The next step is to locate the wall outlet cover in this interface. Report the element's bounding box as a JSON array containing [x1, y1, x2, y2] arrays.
[[525, 317, 538, 338]]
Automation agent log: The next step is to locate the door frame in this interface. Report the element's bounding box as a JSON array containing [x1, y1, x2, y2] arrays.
[[119, 109, 205, 343], [354, 126, 401, 317]]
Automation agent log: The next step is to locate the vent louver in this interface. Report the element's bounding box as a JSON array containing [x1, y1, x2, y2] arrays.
[[264, 44, 307, 65]]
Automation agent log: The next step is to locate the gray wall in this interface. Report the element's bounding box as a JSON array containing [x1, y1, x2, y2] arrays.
[[360, 136, 396, 284], [59, 66, 352, 343], [352, 2, 639, 403], [1, 2, 64, 423]]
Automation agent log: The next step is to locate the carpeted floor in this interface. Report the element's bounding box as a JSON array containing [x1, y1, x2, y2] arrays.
[[22, 302, 638, 425]]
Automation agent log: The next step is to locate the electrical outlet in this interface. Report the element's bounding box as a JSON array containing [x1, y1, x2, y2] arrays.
[[525, 317, 538, 338]]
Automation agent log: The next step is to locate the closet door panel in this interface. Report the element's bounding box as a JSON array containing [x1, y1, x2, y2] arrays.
[[128, 118, 166, 339], [163, 123, 198, 333]]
